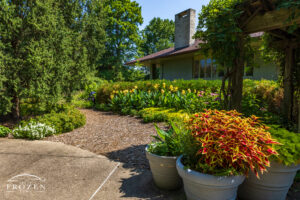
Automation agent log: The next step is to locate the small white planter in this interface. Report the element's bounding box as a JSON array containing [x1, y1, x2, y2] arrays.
[[238, 162, 300, 200], [176, 155, 245, 200], [145, 146, 182, 190]]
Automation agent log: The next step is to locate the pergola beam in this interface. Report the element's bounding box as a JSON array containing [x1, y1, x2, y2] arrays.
[[244, 8, 300, 34]]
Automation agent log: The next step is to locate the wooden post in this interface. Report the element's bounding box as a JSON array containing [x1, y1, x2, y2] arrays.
[[283, 43, 294, 124]]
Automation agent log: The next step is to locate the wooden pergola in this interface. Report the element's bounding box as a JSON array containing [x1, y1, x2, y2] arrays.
[[238, 0, 300, 132]]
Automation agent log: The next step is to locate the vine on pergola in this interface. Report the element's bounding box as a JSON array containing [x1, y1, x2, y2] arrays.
[[195, 0, 300, 130]]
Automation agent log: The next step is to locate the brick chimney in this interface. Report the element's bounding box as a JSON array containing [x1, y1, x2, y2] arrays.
[[175, 9, 196, 49]]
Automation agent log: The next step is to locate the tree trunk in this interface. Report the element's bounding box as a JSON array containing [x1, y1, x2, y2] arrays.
[[283, 45, 294, 124], [11, 95, 20, 120]]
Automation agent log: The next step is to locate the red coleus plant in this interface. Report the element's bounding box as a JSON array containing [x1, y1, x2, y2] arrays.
[[187, 109, 280, 177]]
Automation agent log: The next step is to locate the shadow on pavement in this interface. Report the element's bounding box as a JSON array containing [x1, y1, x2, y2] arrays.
[[106, 145, 186, 200]]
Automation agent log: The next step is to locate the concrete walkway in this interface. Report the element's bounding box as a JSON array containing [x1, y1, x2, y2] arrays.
[[0, 139, 119, 200], [0, 139, 185, 200]]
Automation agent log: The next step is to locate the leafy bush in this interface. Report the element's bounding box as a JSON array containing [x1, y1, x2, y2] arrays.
[[36, 106, 86, 134], [110, 87, 221, 114], [148, 123, 188, 157], [184, 109, 280, 177], [139, 107, 189, 123], [0, 125, 11, 137], [96, 79, 221, 104], [12, 122, 56, 140], [268, 125, 300, 166]]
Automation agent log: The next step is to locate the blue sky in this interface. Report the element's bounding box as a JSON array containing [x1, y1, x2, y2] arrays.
[[135, 0, 210, 29]]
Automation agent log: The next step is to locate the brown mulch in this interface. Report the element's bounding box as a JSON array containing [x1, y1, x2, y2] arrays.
[[44, 109, 166, 169]]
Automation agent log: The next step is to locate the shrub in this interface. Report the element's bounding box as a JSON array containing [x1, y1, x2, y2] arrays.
[[139, 107, 189, 123], [268, 125, 300, 166], [184, 109, 280, 177], [109, 88, 221, 114], [96, 79, 221, 104], [148, 123, 189, 157], [12, 122, 56, 140], [0, 125, 11, 137], [36, 106, 86, 134]]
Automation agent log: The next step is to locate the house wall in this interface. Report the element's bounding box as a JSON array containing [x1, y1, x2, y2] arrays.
[[151, 56, 278, 81], [160, 57, 193, 80], [252, 58, 279, 80]]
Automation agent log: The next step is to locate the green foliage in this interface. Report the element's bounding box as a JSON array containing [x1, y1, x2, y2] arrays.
[[140, 17, 175, 55], [96, 79, 282, 125], [101, 0, 143, 67], [138, 107, 189, 123], [110, 88, 221, 115], [35, 106, 86, 134], [0, 125, 11, 137], [268, 125, 300, 166], [99, 66, 147, 82], [12, 122, 56, 140], [0, 0, 106, 118], [147, 123, 190, 157], [195, 0, 254, 73], [96, 79, 222, 104]]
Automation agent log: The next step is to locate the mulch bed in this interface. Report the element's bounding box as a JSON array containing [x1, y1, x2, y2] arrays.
[[44, 109, 166, 169]]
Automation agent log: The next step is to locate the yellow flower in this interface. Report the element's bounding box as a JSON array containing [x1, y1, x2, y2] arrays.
[[163, 83, 166, 88], [188, 89, 191, 93], [123, 90, 128, 94], [169, 85, 174, 91], [161, 89, 165, 94], [154, 84, 159, 89], [174, 87, 178, 92], [182, 90, 186, 95], [194, 89, 197, 94], [134, 85, 138, 89], [110, 94, 114, 99], [130, 89, 135, 93]]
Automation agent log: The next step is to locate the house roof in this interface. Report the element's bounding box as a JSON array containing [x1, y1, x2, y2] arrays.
[[126, 32, 264, 65], [126, 40, 204, 65]]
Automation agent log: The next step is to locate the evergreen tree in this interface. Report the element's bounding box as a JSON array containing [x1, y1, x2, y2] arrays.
[[0, 0, 106, 119]]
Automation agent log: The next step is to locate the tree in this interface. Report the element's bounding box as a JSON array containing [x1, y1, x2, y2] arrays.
[[195, 0, 254, 111], [0, 0, 106, 119], [141, 17, 175, 55], [101, 0, 143, 68]]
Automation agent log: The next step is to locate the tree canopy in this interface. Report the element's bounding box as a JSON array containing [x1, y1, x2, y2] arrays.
[[140, 17, 175, 56], [101, 0, 143, 68]]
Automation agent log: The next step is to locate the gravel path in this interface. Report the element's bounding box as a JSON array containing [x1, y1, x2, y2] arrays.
[[44, 109, 166, 169]]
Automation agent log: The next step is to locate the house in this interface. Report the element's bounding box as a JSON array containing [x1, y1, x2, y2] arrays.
[[126, 9, 279, 80]]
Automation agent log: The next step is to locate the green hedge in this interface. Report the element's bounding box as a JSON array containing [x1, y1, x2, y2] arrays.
[[138, 107, 190, 123]]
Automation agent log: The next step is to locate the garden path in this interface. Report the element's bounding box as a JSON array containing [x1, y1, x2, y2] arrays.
[[44, 109, 186, 199]]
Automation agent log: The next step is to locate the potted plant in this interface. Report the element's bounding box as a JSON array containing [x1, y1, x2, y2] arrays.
[[238, 125, 300, 200], [146, 123, 185, 190], [177, 109, 279, 200]]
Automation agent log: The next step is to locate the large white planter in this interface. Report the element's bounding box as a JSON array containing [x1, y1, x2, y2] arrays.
[[176, 155, 245, 200], [145, 146, 182, 190], [238, 162, 300, 200]]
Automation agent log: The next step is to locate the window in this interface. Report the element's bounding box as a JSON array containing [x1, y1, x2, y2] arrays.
[[193, 59, 218, 79]]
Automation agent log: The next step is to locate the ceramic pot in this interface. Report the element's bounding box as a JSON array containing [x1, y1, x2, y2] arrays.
[[238, 162, 300, 200], [176, 155, 245, 200], [145, 146, 182, 190]]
